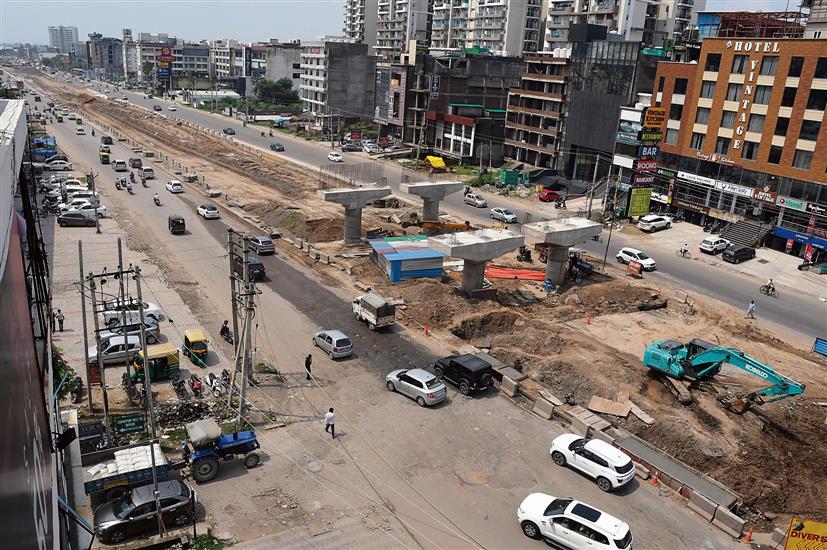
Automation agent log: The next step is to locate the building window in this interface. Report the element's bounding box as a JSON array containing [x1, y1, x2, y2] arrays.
[[664, 128, 679, 145], [695, 107, 710, 124], [782, 87, 797, 107], [715, 137, 731, 155], [792, 150, 813, 169], [674, 78, 688, 95], [657, 76, 665, 92], [747, 114, 765, 133], [815, 57, 827, 79], [774, 117, 789, 136], [720, 110, 737, 128], [788, 56, 804, 77], [742, 141, 759, 160], [700, 81, 716, 99], [799, 120, 821, 141], [731, 55, 748, 74], [760, 56, 778, 76], [726, 83, 741, 101], [807, 89, 827, 110], [690, 132, 705, 150], [754, 85, 772, 104], [705, 53, 721, 72], [767, 145, 783, 164], [669, 103, 683, 120]]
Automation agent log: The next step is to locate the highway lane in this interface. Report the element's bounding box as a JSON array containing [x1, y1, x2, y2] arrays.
[[34, 72, 827, 341]]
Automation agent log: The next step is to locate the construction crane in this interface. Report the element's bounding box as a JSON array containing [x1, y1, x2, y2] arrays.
[[642, 339, 805, 413]]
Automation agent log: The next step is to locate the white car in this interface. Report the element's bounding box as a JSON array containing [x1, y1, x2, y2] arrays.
[[490, 207, 518, 224], [196, 204, 220, 219], [616, 247, 656, 271], [464, 193, 487, 208], [550, 434, 635, 492], [45, 160, 73, 171], [75, 127, 86, 135], [636, 214, 672, 233], [68, 203, 108, 218], [101, 298, 164, 327], [327, 152, 343, 162], [517, 493, 633, 549], [67, 112, 76, 120], [165, 180, 184, 193], [168, 105, 177, 111], [699, 236, 729, 254], [58, 197, 98, 212]]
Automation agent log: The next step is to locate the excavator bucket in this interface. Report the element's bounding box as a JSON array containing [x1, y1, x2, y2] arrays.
[[720, 394, 751, 414]]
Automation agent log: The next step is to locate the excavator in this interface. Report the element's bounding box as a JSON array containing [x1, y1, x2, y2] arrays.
[[401, 219, 474, 235], [642, 339, 805, 413]]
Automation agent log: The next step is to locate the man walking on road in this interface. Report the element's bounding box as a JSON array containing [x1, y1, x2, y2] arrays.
[[324, 408, 335, 439], [304, 354, 312, 381], [55, 309, 65, 332], [746, 300, 756, 319]]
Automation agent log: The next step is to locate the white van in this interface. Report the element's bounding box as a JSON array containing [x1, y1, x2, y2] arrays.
[[141, 166, 155, 179], [113, 159, 128, 172]]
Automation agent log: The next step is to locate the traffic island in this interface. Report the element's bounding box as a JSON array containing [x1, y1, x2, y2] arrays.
[[428, 228, 524, 296], [316, 187, 392, 246], [399, 181, 464, 222], [522, 218, 602, 286]]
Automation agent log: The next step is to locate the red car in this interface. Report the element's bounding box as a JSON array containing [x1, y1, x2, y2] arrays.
[[538, 189, 562, 202]]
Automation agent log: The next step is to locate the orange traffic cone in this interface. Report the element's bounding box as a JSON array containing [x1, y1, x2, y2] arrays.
[[743, 528, 753, 543], [585, 315, 592, 325], [650, 472, 659, 486]]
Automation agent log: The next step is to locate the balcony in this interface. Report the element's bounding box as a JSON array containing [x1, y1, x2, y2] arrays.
[[523, 72, 565, 83], [511, 87, 562, 101], [506, 103, 561, 118], [505, 138, 555, 155], [505, 120, 559, 137]]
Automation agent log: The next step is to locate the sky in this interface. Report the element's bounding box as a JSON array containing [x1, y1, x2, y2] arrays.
[[0, 0, 809, 45]]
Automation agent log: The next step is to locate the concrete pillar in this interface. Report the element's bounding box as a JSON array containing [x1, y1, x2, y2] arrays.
[[344, 206, 362, 246], [544, 244, 569, 286], [462, 260, 487, 295], [422, 197, 439, 222]]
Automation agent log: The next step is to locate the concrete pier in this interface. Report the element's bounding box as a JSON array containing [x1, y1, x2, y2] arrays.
[[429, 228, 524, 295], [317, 187, 392, 246], [522, 218, 602, 286], [400, 181, 464, 222]]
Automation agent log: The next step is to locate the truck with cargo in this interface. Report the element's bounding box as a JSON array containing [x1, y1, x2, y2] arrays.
[[352, 291, 396, 331]]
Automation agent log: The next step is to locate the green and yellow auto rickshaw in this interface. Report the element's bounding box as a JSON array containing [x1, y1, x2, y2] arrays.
[[183, 329, 209, 367], [131, 343, 180, 383], [99, 151, 110, 164]]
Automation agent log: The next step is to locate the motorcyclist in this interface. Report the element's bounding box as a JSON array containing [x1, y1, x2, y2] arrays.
[[269, 130, 273, 137], [91, 129, 95, 137], [260, 130, 265, 137], [127, 181, 133, 193], [220, 320, 230, 338], [153, 193, 160, 205], [766, 278, 775, 293]]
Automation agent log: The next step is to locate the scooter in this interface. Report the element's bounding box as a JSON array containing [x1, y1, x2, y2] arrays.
[[153, 195, 161, 206], [171, 375, 188, 400], [115, 179, 122, 191], [127, 185, 134, 195], [220, 321, 234, 345], [189, 373, 203, 399], [591, 234, 603, 243], [142, 178, 149, 188], [221, 368, 231, 388], [207, 373, 222, 398]]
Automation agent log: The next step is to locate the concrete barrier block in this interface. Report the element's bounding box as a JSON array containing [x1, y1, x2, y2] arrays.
[[570, 416, 590, 437], [772, 528, 787, 545], [711, 507, 744, 539], [532, 398, 554, 420], [303, 242, 311, 252], [319, 253, 330, 264], [294, 238, 303, 249], [687, 492, 718, 522], [591, 429, 615, 445], [634, 463, 650, 480], [499, 376, 518, 398]]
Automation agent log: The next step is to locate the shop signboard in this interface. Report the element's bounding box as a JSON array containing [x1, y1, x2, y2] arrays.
[[753, 187, 777, 203], [806, 202, 827, 216], [678, 170, 715, 187], [634, 160, 658, 172], [157, 45, 176, 63], [657, 167, 677, 178], [672, 197, 709, 214], [114, 413, 145, 435], [637, 130, 663, 143], [628, 187, 653, 217], [615, 132, 640, 145], [776, 196, 807, 212], [642, 107, 666, 130], [638, 145, 659, 159], [633, 174, 655, 185], [158, 68, 170, 78], [805, 244, 815, 262], [715, 181, 754, 197], [430, 75, 440, 99], [627, 260, 643, 277]]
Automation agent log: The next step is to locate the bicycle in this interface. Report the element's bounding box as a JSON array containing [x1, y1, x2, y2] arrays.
[[759, 284, 779, 298], [675, 248, 692, 259]]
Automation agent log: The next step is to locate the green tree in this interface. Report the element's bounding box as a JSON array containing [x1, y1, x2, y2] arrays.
[[254, 78, 298, 103]]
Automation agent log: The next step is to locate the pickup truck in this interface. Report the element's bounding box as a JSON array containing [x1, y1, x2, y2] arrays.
[[352, 292, 395, 331], [83, 443, 171, 504]]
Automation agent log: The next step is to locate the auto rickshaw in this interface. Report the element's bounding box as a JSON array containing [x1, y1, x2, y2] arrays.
[[168, 214, 185, 235], [76, 117, 83, 125], [56, 115, 63, 123], [182, 329, 209, 366], [99, 151, 110, 165], [131, 343, 180, 383]]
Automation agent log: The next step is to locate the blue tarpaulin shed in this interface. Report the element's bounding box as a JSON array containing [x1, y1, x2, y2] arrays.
[[370, 235, 445, 283]]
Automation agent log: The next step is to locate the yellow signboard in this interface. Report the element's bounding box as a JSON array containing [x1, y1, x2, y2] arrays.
[[785, 518, 827, 550], [628, 187, 652, 217], [643, 107, 666, 130]]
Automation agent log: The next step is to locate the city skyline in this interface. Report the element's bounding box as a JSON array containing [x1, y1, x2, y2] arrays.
[[0, 0, 807, 45]]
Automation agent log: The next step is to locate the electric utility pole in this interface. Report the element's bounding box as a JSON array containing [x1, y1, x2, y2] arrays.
[[77, 241, 93, 408], [87, 273, 111, 441], [117, 238, 133, 397]]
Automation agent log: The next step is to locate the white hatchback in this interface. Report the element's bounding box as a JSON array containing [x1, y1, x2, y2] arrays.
[[490, 207, 518, 223], [327, 152, 343, 162], [550, 434, 635, 492], [166, 180, 184, 193]]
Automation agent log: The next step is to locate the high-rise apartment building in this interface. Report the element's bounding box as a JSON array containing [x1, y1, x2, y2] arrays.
[[344, 0, 379, 50], [375, 0, 433, 62], [47, 25, 79, 54], [85, 33, 124, 78], [805, 0, 827, 38], [430, 0, 546, 57]]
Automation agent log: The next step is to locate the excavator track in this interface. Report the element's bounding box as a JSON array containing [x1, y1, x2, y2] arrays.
[[660, 374, 693, 405]]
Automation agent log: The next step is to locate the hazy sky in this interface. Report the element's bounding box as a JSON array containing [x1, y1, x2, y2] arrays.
[[0, 0, 808, 45]]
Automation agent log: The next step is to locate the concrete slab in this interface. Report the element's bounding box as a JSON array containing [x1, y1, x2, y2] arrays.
[[711, 506, 745, 539], [522, 217, 602, 247], [587, 395, 632, 417], [532, 398, 555, 420], [591, 429, 615, 445], [429, 228, 525, 263], [687, 491, 718, 522], [400, 181, 464, 221]]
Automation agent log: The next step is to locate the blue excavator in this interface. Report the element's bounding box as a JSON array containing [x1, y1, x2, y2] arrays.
[[643, 339, 805, 413]]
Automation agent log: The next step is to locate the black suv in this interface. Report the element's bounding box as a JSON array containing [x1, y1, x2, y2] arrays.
[[433, 354, 494, 395], [722, 244, 756, 264], [233, 255, 266, 281]]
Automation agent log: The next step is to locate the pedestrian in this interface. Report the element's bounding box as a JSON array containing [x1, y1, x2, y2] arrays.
[[324, 407, 335, 439], [49, 308, 56, 332], [745, 300, 756, 319], [304, 353, 312, 381], [55, 309, 65, 331]]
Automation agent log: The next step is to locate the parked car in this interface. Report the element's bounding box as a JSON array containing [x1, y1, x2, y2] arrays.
[[517, 493, 633, 549], [196, 204, 220, 219], [433, 354, 494, 395], [249, 235, 275, 255], [385, 368, 447, 407], [699, 237, 729, 254], [233, 255, 266, 281], [327, 151, 343, 162], [98, 321, 161, 346], [464, 193, 487, 208], [342, 142, 361, 152], [57, 210, 96, 227], [153, 105, 162, 111], [616, 247, 656, 271], [538, 189, 562, 202], [101, 298, 164, 326], [45, 159, 73, 171], [636, 214, 672, 232], [550, 434, 635, 492], [68, 202, 108, 218], [722, 244, 756, 264], [167, 105, 177, 111], [87, 335, 143, 367], [75, 127, 86, 135], [93, 481, 195, 544], [166, 180, 184, 193], [58, 197, 98, 212], [312, 329, 353, 359], [222, 128, 235, 135], [269, 142, 285, 151], [490, 207, 518, 224], [363, 144, 383, 154]]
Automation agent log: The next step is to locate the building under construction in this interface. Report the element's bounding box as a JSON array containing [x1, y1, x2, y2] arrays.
[[696, 10, 808, 39]]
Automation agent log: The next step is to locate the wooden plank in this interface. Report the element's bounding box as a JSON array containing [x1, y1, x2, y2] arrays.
[[616, 391, 630, 403], [540, 389, 564, 406], [587, 396, 632, 417], [629, 401, 655, 425]]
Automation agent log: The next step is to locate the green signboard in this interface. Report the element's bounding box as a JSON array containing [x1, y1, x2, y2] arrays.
[[628, 187, 653, 217], [114, 413, 145, 435]]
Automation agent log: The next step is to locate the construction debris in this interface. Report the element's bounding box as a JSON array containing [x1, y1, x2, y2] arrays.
[[587, 395, 632, 417]]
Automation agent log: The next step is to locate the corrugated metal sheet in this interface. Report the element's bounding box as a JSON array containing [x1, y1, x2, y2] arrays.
[[814, 337, 827, 358], [369, 236, 445, 283]]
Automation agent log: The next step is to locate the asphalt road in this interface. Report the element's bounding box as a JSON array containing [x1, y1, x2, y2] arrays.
[[42, 98, 738, 550]]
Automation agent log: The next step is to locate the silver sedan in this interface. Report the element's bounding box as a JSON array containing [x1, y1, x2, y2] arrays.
[[385, 368, 447, 406]]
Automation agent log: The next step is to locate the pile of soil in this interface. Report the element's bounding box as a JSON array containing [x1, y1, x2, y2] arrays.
[[247, 202, 343, 243]]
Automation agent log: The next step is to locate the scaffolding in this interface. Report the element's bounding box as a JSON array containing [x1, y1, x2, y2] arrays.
[[698, 10, 809, 39]]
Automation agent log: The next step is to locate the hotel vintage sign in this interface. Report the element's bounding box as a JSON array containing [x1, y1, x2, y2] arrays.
[[723, 40, 781, 154]]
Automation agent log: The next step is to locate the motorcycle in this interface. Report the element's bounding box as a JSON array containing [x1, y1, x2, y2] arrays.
[[554, 198, 567, 209], [115, 179, 122, 191], [759, 284, 779, 298], [69, 376, 83, 404], [171, 375, 188, 400], [516, 246, 532, 262], [207, 373, 222, 398], [260, 131, 265, 137], [153, 195, 161, 206], [142, 178, 149, 188], [220, 321, 234, 345], [591, 234, 603, 243], [138, 384, 148, 409], [189, 373, 203, 399], [121, 372, 135, 400], [127, 184, 134, 195], [702, 222, 713, 232]]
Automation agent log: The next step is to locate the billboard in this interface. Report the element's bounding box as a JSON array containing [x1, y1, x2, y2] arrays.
[[642, 106, 666, 130], [784, 517, 827, 550], [628, 187, 653, 217]]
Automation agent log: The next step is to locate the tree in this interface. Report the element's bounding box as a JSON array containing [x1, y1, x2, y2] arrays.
[[254, 78, 298, 103]]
